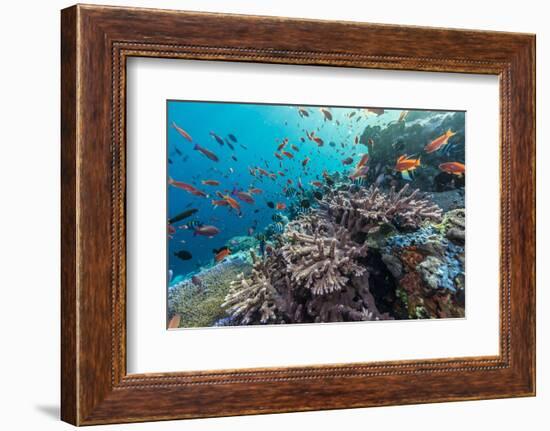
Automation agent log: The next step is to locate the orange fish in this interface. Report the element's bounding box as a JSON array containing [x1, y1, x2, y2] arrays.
[[257, 168, 269, 176], [276, 202, 286, 210], [311, 181, 323, 188], [439, 162, 465, 175], [313, 136, 324, 146], [214, 247, 231, 262], [168, 177, 194, 191], [249, 188, 263, 195], [168, 314, 181, 329], [278, 171, 286, 177], [201, 180, 220, 186], [274, 152, 283, 160], [223, 195, 241, 211], [168, 177, 207, 197], [395, 155, 421, 172], [277, 141, 287, 151], [357, 154, 370, 169], [424, 129, 457, 153], [211, 199, 229, 208], [172, 122, 192, 142], [282, 151, 294, 159]]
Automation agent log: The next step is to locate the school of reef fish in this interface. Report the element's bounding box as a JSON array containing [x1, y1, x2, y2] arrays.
[[167, 106, 466, 328]]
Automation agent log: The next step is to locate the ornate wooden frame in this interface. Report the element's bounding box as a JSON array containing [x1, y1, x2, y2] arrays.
[[61, 4, 536, 425]]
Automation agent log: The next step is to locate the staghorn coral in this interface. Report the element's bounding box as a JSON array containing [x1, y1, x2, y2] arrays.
[[222, 214, 391, 324], [320, 184, 442, 234], [281, 217, 368, 295]]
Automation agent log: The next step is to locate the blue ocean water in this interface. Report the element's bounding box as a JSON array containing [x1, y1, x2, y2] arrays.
[[166, 101, 456, 280]]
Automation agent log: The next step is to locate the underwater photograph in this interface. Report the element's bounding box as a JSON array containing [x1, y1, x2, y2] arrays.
[[167, 101, 466, 329]]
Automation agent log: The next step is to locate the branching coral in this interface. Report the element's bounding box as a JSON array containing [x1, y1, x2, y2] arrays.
[[222, 251, 279, 324], [221, 185, 443, 325], [281, 219, 368, 295], [222, 216, 391, 324], [320, 184, 442, 234]]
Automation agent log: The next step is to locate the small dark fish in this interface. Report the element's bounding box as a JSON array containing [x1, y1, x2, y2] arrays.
[[300, 199, 311, 209], [174, 250, 192, 261], [313, 191, 323, 200], [329, 141, 336, 147], [194, 144, 219, 162], [175, 148, 182, 156], [209, 132, 225, 146], [298, 107, 310, 118], [342, 157, 354, 165], [231, 155, 238, 162], [168, 208, 198, 224], [254, 209, 260, 213], [224, 138, 235, 150], [228, 134, 238, 143], [300, 137, 305, 143], [349, 111, 356, 118], [168, 158, 173, 164], [367, 108, 385, 116], [259, 238, 266, 257], [267, 201, 275, 209], [319, 108, 332, 121], [240, 144, 248, 150]]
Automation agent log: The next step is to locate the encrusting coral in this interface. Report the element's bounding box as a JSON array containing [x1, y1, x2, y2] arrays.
[[221, 185, 442, 325]]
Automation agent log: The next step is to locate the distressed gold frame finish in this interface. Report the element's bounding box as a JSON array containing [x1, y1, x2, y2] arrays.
[[61, 4, 535, 425]]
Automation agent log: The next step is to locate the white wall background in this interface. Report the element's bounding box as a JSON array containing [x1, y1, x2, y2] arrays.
[[0, 0, 546, 429]]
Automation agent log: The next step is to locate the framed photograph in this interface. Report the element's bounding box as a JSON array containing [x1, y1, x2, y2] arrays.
[[61, 4, 535, 425]]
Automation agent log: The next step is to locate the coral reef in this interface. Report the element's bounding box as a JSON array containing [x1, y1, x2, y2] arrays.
[[381, 224, 465, 319], [224, 235, 260, 254], [319, 184, 442, 235], [221, 185, 445, 325], [222, 251, 280, 324], [168, 254, 253, 328]]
